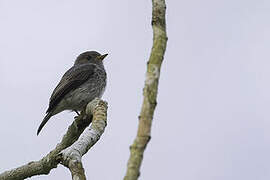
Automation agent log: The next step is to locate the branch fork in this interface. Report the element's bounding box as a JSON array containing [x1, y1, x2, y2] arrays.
[[0, 98, 108, 180]]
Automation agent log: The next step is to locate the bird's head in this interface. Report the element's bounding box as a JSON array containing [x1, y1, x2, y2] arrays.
[[74, 51, 108, 65]]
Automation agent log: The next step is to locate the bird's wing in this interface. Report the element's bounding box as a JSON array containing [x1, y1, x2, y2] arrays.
[[46, 64, 95, 113]]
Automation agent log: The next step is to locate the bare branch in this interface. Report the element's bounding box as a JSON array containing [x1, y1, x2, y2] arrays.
[[124, 0, 168, 179], [0, 98, 108, 180], [59, 98, 108, 180]]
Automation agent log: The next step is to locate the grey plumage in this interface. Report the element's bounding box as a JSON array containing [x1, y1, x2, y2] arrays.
[[37, 51, 107, 135]]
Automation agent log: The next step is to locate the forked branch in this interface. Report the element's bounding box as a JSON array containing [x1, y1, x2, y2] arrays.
[[0, 98, 108, 180]]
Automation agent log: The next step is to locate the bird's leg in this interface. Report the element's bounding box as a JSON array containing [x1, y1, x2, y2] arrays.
[[74, 110, 80, 120], [75, 110, 80, 116], [74, 109, 86, 120]]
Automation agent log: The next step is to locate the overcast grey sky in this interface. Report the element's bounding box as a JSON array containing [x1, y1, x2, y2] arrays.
[[1, 0, 270, 179]]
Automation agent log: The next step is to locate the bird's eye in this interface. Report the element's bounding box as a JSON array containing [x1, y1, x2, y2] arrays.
[[87, 55, 92, 60]]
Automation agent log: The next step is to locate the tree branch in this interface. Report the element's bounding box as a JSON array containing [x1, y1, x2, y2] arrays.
[[59, 98, 108, 180], [0, 98, 108, 180], [124, 0, 167, 180]]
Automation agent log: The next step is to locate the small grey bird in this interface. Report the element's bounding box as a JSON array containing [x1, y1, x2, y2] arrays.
[[37, 51, 108, 135]]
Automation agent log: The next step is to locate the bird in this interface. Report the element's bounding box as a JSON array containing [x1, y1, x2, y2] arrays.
[[37, 51, 108, 135]]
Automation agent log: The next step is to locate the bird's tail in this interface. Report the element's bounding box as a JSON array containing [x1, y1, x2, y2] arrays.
[[37, 112, 52, 135]]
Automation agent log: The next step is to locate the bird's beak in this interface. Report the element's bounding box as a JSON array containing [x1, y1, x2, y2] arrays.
[[97, 54, 108, 61]]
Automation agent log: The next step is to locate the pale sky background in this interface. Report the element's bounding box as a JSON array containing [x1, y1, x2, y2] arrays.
[[1, 0, 270, 179]]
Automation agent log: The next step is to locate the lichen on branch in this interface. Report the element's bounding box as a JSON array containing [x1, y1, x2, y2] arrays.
[[124, 0, 168, 180], [0, 98, 108, 180]]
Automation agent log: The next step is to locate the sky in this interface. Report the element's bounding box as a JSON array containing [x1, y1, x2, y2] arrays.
[[1, 0, 270, 179]]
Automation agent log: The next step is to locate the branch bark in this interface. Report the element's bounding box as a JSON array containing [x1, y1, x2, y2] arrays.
[[123, 0, 167, 180], [0, 98, 108, 180], [60, 98, 108, 180]]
